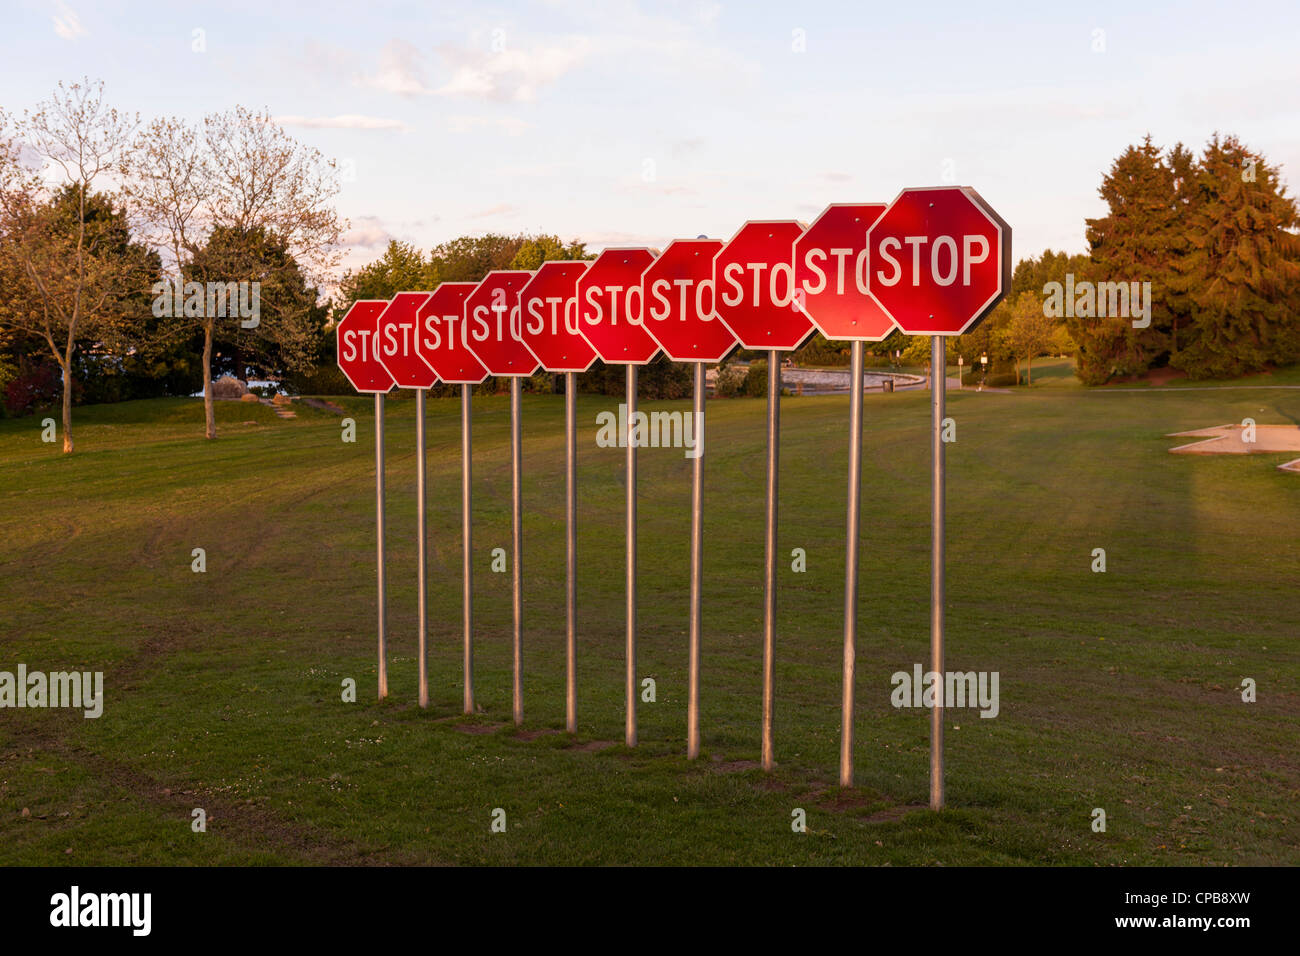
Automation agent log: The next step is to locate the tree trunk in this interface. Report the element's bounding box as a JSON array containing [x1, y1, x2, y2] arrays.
[[203, 319, 216, 440], [1028, 356, 1033, 385], [61, 361, 74, 454]]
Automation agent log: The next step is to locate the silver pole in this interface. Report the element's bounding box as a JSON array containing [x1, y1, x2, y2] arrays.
[[511, 377, 524, 725], [376, 392, 388, 701], [930, 335, 946, 810], [462, 384, 474, 714], [625, 365, 638, 748], [565, 371, 578, 734], [687, 362, 705, 759], [761, 351, 779, 772], [417, 388, 428, 708], [840, 341, 864, 787]]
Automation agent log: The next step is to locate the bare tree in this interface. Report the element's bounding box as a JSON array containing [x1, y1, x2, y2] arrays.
[[126, 106, 345, 439], [0, 80, 141, 453]]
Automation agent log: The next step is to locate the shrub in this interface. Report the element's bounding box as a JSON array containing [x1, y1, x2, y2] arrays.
[[212, 375, 248, 400], [283, 364, 353, 396], [986, 362, 1020, 387], [794, 333, 850, 367], [744, 360, 769, 397], [714, 363, 747, 397], [4, 362, 61, 416]]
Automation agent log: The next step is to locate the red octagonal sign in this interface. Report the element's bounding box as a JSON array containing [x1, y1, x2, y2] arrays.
[[641, 239, 736, 363], [336, 300, 394, 393], [416, 283, 488, 384], [866, 186, 1011, 336], [464, 271, 537, 377], [519, 261, 597, 373], [713, 221, 812, 351], [794, 203, 894, 342], [577, 248, 659, 365], [376, 291, 435, 388]]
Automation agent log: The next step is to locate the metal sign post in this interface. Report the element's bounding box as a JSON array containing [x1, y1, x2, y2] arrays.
[[565, 371, 578, 733], [712, 221, 811, 772], [840, 341, 865, 786], [375, 392, 388, 700], [373, 291, 438, 707], [461, 271, 535, 725], [411, 282, 486, 714], [517, 262, 596, 735], [511, 376, 524, 726], [865, 186, 1012, 809], [416, 388, 429, 708], [335, 299, 396, 702], [761, 352, 780, 771], [930, 335, 945, 809], [574, 248, 659, 748], [462, 385, 474, 714], [639, 237, 732, 759], [687, 362, 705, 758], [792, 202, 893, 788], [625, 365, 638, 748]]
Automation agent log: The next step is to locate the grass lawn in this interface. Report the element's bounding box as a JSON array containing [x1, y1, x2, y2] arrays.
[[1, 378, 1297, 865]]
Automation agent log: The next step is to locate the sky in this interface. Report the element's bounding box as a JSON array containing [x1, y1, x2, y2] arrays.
[[3, 0, 1299, 279]]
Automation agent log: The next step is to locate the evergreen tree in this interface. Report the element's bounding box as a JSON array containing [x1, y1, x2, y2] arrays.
[[1170, 134, 1300, 378], [1076, 135, 1183, 383]]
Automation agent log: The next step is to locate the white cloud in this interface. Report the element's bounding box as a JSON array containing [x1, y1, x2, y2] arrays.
[[343, 217, 393, 249], [52, 1, 86, 40], [355, 36, 591, 102], [447, 114, 532, 136], [275, 114, 409, 131], [433, 38, 592, 102], [355, 40, 432, 96]]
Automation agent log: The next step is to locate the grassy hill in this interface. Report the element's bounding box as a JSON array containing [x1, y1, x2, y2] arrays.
[[1, 380, 1297, 865]]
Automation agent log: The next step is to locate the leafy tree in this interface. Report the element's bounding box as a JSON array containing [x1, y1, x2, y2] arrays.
[[334, 241, 431, 315], [187, 225, 323, 383], [1169, 135, 1300, 378], [0, 81, 149, 451], [996, 290, 1056, 384], [1074, 136, 1186, 383], [126, 107, 344, 438], [509, 235, 589, 270]]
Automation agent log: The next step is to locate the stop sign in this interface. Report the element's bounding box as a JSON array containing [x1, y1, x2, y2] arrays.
[[713, 221, 812, 351], [794, 203, 895, 341], [376, 291, 435, 388], [866, 186, 1011, 335], [464, 271, 537, 376], [577, 248, 659, 364], [519, 261, 597, 373], [642, 239, 736, 362], [416, 282, 488, 384], [336, 300, 394, 393]]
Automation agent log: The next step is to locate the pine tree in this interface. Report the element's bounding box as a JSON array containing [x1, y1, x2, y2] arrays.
[[1075, 135, 1182, 383], [1171, 135, 1300, 378]]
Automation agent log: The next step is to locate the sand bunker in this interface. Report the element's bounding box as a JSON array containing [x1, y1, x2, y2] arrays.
[[1167, 423, 1300, 472]]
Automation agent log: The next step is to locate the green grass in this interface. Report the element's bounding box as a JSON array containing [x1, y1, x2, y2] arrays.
[[1, 381, 1297, 865]]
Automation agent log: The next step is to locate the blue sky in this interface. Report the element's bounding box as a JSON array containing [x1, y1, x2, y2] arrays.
[[4, 0, 1298, 278]]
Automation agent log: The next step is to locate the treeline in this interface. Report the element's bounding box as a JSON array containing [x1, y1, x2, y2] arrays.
[[807, 134, 1300, 386], [0, 80, 341, 451], [5, 81, 1296, 456]]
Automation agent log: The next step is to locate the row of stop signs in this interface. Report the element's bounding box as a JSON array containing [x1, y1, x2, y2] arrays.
[[338, 188, 1009, 387], [335, 187, 1010, 808]]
